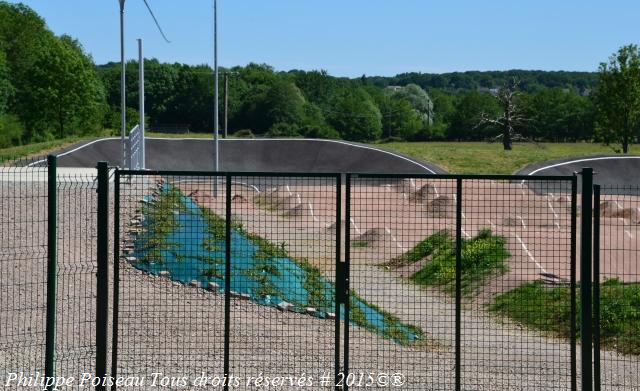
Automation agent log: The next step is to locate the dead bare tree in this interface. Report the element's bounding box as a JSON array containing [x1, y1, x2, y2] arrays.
[[476, 78, 528, 150]]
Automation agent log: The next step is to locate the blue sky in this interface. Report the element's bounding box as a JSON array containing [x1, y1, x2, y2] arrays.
[[10, 0, 640, 77]]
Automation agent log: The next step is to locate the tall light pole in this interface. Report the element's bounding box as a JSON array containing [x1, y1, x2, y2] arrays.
[[120, 0, 127, 167], [213, 0, 219, 171]]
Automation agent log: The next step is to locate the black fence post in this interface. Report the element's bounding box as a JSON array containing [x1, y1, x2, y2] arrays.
[[111, 170, 121, 390], [455, 178, 462, 391], [223, 174, 231, 391], [580, 167, 594, 391], [343, 174, 352, 391], [593, 185, 601, 391], [570, 175, 578, 391], [96, 162, 110, 390], [334, 174, 342, 391], [45, 155, 57, 390]]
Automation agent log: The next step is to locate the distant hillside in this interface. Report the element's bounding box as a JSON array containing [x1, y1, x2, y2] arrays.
[[365, 70, 598, 94]]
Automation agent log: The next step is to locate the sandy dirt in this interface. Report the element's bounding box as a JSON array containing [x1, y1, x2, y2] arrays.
[[1, 174, 639, 390]]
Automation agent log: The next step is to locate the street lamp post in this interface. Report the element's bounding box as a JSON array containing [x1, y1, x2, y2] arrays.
[[213, 0, 219, 176], [120, 0, 127, 168]]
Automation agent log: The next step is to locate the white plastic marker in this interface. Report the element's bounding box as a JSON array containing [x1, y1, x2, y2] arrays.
[[515, 234, 547, 274], [307, 202, 320, 223], [518, 181, 527, 196], [544, 193, 562, 230], [350, 218, 363, 235], [618, 218, 634, 239]]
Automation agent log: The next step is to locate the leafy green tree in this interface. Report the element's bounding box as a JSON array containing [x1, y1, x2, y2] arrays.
[[0, 113, 24, 147], [379, 97, 423, 140], [265, 122, 301, 137], [19, 35, 105, 139], [263, 81, 306, 129], [171, 64, 214, 132], [327, 88, 382, 141], [0, 49, 11, 115], [521, 88, 594, 141], [594, 44, 640, 153], [384, 84, 434, 124], [448, 91, 500, 140]]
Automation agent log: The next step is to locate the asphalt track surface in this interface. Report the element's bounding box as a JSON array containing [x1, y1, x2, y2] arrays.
[[517, 155, 640, 194], [41, 137, 445, 175]]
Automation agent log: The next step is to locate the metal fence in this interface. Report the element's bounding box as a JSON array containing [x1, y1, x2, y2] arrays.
[[345, 174, 577, 390], [0, 158, 50, 385], [2, 157, 640, 391], [593, 185, 640, 391], [0, 157, 99, 390]]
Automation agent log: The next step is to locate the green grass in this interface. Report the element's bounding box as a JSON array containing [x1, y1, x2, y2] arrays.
[[348, 292, 424, 346], [409, 229, 510, 296], [138, 185, 186, 264], [489, 279, 640, 356], [351, 240, 369, 248], [146, 131, 213, 139], [0, 136, 88, 163], [389, 230, 451, 265], [374, 141, 640, 174]]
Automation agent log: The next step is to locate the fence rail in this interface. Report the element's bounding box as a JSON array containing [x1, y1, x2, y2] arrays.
[[1, 157, 638, 390]]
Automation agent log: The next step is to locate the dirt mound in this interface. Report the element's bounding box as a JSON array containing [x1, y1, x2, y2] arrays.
[[502, 215, 527, 228], [354, 228, 385, 246], [601, 200, 624, 217], [284, 202, 311, 218], [393, 178, 417, 194], [423, 195, 456, 218], [619, 207, 640, 223], [598, 200, 640, 223], [254, 186, 301, 211], [408, 183, 438, 204], [550, 195, 571, 210]]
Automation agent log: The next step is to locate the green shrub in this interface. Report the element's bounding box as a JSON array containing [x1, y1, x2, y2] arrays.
[[409, 229, 510, 296], [232, 129, 255, 138], [490, 278, 640, 356]]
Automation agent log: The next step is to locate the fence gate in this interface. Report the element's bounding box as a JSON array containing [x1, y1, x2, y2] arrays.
[[344, 173, 578, 391], [112, 170, 342, 389], [592, 184, 640, 391], [5, 157, 632, 391]]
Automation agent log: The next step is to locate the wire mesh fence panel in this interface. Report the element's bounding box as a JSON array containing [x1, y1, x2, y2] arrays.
[[113, 173, 226, 387], [228, 175, 339, 390], [0, 159, 49, 386], [53, 170, 99, 386], [595, 185, 640, 390], [346, 176, 458, 390], [459, 178, 576, 390]]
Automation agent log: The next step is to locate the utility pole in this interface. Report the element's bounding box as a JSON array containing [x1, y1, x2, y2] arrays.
[[138, 38, 145, 169], [224, 72, 229, 138], [119, 0, 126, 167], [213, 0, 219, 191]]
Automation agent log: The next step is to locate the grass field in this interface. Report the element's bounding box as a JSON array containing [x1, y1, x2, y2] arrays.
[[489, 279, 640, 355], [0, 136, 87, 163], [376, 141, 640, 174]]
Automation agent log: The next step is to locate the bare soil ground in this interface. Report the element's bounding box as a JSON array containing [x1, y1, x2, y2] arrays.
[[1, 174, 639, 390]]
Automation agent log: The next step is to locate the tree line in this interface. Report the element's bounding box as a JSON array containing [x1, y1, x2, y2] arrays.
[[1, 2, 638, 152]]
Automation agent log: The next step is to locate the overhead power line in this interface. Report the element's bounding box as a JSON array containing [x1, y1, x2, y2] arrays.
[[142, 0, 171, 43]]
